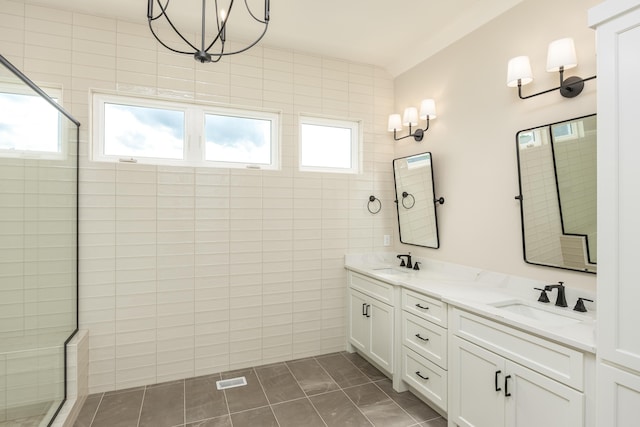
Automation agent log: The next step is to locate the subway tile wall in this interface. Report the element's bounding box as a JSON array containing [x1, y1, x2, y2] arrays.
[[0, 0, 397, 393]]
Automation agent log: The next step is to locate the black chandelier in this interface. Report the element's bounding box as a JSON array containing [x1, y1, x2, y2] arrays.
[[147, 0, 270, 63]]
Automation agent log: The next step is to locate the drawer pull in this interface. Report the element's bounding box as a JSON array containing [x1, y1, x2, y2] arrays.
[[415, 333, 429, 342], [505, 375, 512, 396], [495, 370, 502, 391], [365, 304, 371, 318], [415, 303, 430, 310], [415, 371, 429, 381], [362, 303, 367, 316]]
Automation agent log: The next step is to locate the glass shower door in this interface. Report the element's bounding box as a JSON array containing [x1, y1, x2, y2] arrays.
[[0, 55, 79, 426]]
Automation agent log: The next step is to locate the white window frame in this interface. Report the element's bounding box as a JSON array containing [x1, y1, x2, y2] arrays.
[[299, 114, 361, 174], [91, 91, 280, 170], [0, 81, 66, 160]]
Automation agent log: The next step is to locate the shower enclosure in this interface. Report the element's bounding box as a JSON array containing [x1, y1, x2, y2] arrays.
[[0, 55, 79, 426]]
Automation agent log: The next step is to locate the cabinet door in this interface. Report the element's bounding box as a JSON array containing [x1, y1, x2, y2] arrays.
[[348, 289, 369, 353], [450, 336, 505, 427], [504, 360, 583, 427], [594, 2, 640, 372], [369, 298, 393, 373], [597, 362, 640, 427]]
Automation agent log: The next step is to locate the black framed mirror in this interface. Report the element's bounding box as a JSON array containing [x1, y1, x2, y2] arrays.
[[393, 152, 442, 248], [515, 114, 596, 273]]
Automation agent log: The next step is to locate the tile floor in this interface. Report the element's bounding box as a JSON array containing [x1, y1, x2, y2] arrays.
[[73, 352, 447, 427]]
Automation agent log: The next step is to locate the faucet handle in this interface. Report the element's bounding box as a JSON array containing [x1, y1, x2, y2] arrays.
[[413, 262, 421, 271], [534, 288, 550, 303], [573, 297, 594, 312]]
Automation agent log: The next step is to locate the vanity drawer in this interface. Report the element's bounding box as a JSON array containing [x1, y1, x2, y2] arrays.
[[402, 311, 447, 369], [402, 289, 447, 327], [349, 272, 395, 305], [451, 308, 584, 390], [402, 347, 447, 411]]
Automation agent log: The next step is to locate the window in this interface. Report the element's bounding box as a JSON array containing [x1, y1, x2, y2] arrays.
[[204, 109, 276, 168], [0, 84, 63, 159], [92, 92, 279, 169], [299, 115, 360, 173]]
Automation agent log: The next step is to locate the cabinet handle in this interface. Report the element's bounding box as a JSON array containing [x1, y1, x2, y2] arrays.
[[415, 333, 429, 342], [365, 304, 371, 318], [415, 371, 429, 380], [415, 303, 430, 310], [494, 370, 502, 391], [362, 303, 367, 316], [504, 375, 512, 396]]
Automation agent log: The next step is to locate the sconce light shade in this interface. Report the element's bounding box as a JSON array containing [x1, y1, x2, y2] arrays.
[[402, 107, 419, 126], [419, 99, 437, 120], [506, 37, 595, 100], [507, 56, 533, 87], [546, 38, 577, 72], [388, 114, 402, 132]]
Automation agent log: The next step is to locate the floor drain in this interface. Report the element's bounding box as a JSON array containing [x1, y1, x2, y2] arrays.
[[216, 376, 247, 390]]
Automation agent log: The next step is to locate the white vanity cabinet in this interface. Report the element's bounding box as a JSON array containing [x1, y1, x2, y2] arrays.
[[400, 289, 448, 412], [449, 309, 587, 427], [347, 272, 395, 374], [589, 1, 640, 425]]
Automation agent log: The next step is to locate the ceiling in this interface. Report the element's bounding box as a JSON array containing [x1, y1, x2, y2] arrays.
[[19, 0, 524, 77]]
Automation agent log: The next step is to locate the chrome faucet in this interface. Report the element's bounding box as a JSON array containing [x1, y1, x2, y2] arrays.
[[397, 253, 412, 269], [544, 281, 568, 307]]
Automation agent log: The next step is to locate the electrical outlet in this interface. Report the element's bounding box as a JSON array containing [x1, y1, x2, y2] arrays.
[[383, 235, 391, 246]]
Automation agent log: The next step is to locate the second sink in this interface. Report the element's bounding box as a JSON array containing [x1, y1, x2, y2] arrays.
[[490, 299, 585, 327]]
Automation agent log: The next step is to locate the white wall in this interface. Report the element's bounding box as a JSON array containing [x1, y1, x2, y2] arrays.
[[393, 0, 600, 291], [0, 0, 397, 393]]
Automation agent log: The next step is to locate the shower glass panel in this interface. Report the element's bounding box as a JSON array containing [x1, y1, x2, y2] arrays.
[[0, 55, 79, 426]]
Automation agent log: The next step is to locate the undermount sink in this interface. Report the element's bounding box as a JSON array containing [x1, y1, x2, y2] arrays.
[[490, 300, 584, 327], [372, 267, 410, 275]]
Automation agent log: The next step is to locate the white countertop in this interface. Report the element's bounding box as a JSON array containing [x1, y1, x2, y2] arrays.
[[345, 253, 596, 353]]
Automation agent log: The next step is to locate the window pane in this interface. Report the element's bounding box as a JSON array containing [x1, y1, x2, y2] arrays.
[[301, 123, 352, 169], [205, 114, 272, 165], [0, 92, 59, 153], [104, 103, 184, 159]]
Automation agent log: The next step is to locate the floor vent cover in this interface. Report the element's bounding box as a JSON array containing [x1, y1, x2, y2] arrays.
[[216, 376, 247, 390]]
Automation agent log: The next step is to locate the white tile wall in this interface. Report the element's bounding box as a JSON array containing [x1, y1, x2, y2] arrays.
[[0, 0, 397, 394]]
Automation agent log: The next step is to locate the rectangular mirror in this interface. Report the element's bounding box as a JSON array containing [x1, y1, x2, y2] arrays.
[[515, 114, 596, 273], [393, 152, 441, 248]]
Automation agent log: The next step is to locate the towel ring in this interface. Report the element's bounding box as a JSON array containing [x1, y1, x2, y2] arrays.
[[401, 192, 415, 209], [368, 195, 382, 214]]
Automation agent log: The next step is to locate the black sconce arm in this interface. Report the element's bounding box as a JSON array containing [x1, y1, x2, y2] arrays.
[[517, 68, 597, 99], [393, 117, 431, 142]]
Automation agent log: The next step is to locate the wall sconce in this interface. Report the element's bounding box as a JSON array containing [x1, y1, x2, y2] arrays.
[[506, 38, 596, 99], [388, 99, 437, 142]]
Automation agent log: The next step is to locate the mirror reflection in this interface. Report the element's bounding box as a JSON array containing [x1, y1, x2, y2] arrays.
[[516, 114, 596, 273], [393, 152, 440, 248]]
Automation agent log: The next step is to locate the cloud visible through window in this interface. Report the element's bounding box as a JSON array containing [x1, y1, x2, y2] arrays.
[[104, 103, 184, 159], [205, 114, 271, 164], [93, 92, 279, 169]]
